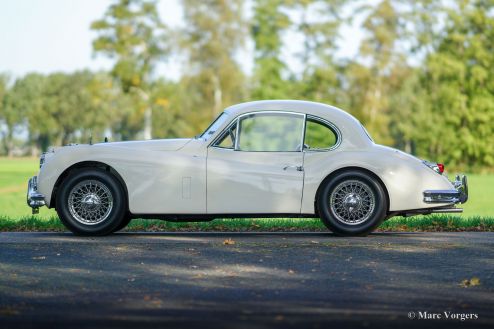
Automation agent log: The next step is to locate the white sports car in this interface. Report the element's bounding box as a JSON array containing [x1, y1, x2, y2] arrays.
[[27, 100, 468, 236]]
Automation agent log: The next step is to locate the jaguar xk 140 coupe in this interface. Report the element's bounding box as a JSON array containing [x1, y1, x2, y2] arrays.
[[27, 100, 468, 236]]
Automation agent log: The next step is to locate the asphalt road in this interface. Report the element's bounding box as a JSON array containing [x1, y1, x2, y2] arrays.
[[0, 232, 493, 329]]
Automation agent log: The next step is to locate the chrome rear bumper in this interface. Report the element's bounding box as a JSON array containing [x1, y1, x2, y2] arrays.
[[423, 175, 468, 204], [27, 176, 45, 214]]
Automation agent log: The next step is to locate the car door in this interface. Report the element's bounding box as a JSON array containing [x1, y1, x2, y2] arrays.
[[207, 111, 305, 214]]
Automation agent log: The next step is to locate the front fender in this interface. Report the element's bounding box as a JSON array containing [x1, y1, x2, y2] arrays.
[[37, 142, 207, 214], [37, 145, 123, 207]]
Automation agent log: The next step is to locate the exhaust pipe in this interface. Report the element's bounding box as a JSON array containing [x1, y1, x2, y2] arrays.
[[429, 208, 463, 213]]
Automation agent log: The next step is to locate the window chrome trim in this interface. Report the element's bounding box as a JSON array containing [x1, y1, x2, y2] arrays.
[[234, 115, 240, 150], [209, 117, 238, 149], [210, 118, 238, 150], [209, 110, 306, 153], [200, 112, 228, 140], [303, 115, 342, 152]]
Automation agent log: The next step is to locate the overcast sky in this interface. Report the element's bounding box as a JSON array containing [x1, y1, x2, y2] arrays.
[[0, 0, 363, 81]]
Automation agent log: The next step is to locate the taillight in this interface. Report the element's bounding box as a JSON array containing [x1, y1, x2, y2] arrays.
[[422, 160, 444, 175], [437, 163, 444, 174]]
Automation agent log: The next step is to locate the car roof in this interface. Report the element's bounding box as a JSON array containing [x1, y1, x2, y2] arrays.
[[224, 100, 358, 123], [219, 100, 373, 149]]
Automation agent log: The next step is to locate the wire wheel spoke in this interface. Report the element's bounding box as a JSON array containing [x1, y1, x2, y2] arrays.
[[68, 180, 113, 225], [329, 180, 375, 225]]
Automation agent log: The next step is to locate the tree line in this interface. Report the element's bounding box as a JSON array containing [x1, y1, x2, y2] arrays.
[[1, 0, 493, 172]]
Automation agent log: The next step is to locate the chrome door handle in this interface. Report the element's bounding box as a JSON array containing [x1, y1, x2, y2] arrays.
[[283, 165, 304, 172]]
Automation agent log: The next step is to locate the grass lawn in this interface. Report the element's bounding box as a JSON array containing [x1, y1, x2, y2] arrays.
[[0, 157, 57, 219], [1, 157, 493, 231]]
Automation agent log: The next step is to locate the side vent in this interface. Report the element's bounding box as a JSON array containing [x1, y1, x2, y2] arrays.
[[182, 177, 191, 199]]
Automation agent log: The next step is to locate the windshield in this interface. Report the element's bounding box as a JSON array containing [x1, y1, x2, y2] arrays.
[[200, 112, 228, 140]]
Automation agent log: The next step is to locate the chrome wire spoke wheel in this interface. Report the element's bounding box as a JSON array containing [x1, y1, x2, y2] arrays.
[[329, 180, 375, 225], [68, 179, 113, 225]]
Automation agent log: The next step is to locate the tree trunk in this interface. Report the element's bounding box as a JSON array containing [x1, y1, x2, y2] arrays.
[[61, 131, 72, 146], [212, 75, 222, 118], [38, 134, 51, 153], [3, 130, 14, 158], [132, 87, 152, 140], [143, 106, 152, 140], [405, 140, 411, 153]]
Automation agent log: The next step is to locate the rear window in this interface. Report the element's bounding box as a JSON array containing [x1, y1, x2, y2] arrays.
[[304, 117, 339, 150]]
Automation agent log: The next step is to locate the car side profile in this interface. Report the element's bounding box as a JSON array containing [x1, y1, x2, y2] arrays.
[[27, 100, 468, 236]]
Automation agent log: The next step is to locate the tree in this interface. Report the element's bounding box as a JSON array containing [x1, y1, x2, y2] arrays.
[[3, 74, 48, 154], [181, 0, 247, 122], [415, 0, 494, 170], [289, 0, 347, 105], [384, 0, 445, 154], [91, 0, 169, 139], [403, 0, 445, 56], [251, 0, 291, 99], [0, 74, 21, 156], [346, 0, 405, 145], [7, 72, 117, 152]]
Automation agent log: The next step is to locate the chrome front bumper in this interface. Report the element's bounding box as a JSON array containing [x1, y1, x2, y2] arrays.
[[423, 175, 468, 204], [27, 176, 45, 214]]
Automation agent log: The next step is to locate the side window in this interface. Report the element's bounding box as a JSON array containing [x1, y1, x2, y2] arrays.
[[304, 117, 338, 150], [237, 113, 304, 152], [214, 121, 237, 149]]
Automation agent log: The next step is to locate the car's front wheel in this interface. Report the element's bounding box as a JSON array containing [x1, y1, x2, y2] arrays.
[[56, 169, 126, 236], [317, 170, 387, 236]]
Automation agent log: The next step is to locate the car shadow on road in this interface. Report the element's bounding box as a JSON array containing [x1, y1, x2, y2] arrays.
[[115, 231, 418, 237]]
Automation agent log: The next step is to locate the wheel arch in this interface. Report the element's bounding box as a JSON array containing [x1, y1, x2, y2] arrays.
[[50, 161, 129, 210], [314, 166, 390, 215]]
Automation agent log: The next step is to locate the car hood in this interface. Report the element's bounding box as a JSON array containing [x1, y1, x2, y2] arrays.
[[91, 138, 193, 152]]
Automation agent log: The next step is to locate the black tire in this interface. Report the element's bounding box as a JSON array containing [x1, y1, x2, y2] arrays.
[[317, 170, 387, 236], [112, 213, 132, 233], [56, 168, 126, 236]]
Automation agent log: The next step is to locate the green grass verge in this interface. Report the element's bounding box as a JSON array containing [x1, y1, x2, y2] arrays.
[[1, 215, 493, 232]]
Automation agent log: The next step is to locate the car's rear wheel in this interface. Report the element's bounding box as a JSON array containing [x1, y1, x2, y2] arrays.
[[56, 169, 126, 236], [317, 170, 387, 236]]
